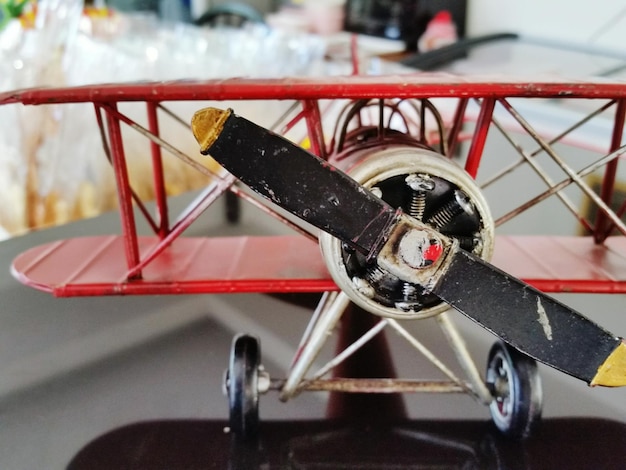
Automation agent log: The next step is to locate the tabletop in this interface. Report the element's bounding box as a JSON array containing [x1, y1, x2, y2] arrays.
[[1, 192, 625, 469]]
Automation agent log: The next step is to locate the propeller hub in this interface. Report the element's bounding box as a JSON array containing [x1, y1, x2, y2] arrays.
[[398, 229, 445, 269]]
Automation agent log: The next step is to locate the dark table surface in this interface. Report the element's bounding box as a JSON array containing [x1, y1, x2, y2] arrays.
[[67, 417, 626, 470]]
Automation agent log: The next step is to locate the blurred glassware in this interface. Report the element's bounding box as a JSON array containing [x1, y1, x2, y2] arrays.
[[0, 7, 326, 235]]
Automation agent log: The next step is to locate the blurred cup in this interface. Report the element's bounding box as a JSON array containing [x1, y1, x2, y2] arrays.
[[266, 7, 310, 33], [305, 0, 345, 36]]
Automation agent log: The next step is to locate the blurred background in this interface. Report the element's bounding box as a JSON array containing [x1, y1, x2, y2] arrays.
[[1, 0, 625, 237], [1, 2, 626, 468]]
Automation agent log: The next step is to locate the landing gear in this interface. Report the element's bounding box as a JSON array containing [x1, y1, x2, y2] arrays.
[[225, 334, 262, 440], [225, 191, 241, 224], [486, 340, 543, 440], [222, 111, 541, 441]]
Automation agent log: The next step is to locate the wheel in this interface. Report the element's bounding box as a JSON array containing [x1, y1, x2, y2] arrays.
[[226, 334, 261, 440], [485, 340, 542, 439], [225, 191, 241, 224]]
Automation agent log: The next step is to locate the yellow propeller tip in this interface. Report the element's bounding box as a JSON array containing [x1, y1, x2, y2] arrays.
[[191, 107, 232, 154], [591, 340, 626, 387]]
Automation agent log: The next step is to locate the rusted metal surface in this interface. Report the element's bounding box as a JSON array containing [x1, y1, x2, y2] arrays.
[[2, 75, 626, 106], [300, 378, 468, 394]]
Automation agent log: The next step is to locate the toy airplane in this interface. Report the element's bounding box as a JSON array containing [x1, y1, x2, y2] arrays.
[[193, 106, 626, 389], [4, 75, 626, 441]]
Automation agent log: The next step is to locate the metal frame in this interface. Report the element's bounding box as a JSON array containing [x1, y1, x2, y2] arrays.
[[4, 76, 626, 295], [277, 291, 491, 404], [3, 75, 626, 414]]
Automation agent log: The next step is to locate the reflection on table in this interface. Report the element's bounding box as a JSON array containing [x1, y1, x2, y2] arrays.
[[68, 417, 626, 469]]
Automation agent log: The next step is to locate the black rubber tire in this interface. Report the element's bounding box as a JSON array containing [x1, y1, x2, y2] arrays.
[[485, 340, 542, 440], [225, 191, 241, 224], [227, 334, 261, 441]]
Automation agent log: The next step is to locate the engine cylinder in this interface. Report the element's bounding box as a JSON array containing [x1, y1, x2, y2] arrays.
[[320, 144, 494, 320]]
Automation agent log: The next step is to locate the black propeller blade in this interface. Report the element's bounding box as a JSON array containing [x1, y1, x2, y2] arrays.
[[192, 107, 626, 387]]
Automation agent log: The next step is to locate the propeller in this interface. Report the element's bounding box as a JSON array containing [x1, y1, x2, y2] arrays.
[[192, 107, 626, 387]]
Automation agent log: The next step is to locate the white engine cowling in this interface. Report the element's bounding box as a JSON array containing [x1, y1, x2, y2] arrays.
[[319, 144, 494, 320]]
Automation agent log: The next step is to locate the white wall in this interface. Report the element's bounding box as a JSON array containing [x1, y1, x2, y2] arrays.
[[467, 0, 626, 53]]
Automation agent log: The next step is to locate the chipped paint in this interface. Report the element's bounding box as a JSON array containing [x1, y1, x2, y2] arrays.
[[398, 229, 444, 269], [191, 107, 232, 153], [352, 276, 375, 298], [536, 297, 553, 340]]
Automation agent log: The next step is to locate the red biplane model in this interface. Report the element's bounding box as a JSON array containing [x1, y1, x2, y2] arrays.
[[2, 72, 626, 441]]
